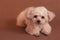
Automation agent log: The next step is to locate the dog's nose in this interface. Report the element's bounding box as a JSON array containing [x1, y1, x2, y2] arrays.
[[37, 20, 40, 24]]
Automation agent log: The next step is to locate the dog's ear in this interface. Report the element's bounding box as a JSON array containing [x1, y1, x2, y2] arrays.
[[16, 7, 33, 26], [19, 7, 34, 19], [48, 11, 55, 22], [26, 7, 34, 19]]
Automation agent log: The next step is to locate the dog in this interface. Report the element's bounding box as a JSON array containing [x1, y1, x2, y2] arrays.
[[16, 6, 55, 36]]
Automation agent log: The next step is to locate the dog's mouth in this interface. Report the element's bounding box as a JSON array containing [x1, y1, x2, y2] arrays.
[[32, 20, 42, 25], [37, 22, 40, 24]]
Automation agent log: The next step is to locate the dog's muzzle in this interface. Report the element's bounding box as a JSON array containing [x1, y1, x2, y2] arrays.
[[37, 20, 40, 24]]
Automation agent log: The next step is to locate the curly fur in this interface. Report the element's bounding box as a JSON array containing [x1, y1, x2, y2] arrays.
[[16, 6, 55, 36]]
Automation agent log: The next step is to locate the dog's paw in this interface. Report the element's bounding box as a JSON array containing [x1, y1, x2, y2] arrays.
[[33, 34, 40, 37], [33, 32, 40, 37]]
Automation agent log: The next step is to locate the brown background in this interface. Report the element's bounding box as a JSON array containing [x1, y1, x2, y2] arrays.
[[0, 0, 60, 40]]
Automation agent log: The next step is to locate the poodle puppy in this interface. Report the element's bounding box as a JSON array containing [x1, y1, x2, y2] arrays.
[[16, 6, 55, 36]]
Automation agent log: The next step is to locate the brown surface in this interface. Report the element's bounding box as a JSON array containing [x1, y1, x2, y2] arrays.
[[0, 0, 59, 40]]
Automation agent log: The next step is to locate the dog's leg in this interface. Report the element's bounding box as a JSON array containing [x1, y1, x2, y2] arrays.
[[41, 23, 52, 35], [25, 25, 40, 36], [34, 32, 40, 37]]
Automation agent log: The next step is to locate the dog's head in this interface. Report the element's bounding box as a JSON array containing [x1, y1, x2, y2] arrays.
[[21, 7, 55, 25]]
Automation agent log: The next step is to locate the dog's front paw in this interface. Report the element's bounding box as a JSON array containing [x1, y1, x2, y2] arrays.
[[33, 34, 40, 37], [32, 32, 40, 37], [26, 31, 40, 37]]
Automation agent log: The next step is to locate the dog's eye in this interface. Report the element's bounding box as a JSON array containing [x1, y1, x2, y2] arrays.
[[41, 16, 44, 19], [34, 15, 37, 18]]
